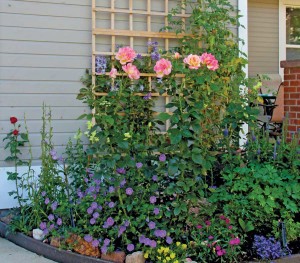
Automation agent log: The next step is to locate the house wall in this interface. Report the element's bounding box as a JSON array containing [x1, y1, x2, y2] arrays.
[[0, 0, 92, 166], [248, 0, 279, 77]]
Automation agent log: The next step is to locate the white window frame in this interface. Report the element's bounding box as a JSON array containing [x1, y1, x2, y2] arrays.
[[279, 0, 300, 77]]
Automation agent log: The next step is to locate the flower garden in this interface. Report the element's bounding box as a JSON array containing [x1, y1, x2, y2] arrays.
[[2, 1, 300, 263]]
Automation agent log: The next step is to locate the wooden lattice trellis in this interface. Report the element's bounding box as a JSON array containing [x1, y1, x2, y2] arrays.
[[91, 0, 190, 129]]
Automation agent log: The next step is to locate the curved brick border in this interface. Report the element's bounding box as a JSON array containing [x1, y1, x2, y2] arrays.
[[0, 221, 111, 263]]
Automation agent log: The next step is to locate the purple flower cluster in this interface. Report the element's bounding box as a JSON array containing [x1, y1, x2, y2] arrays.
[[127, 244, 135, 252], [154, 229, 167, 238], [143, 93, 152, 100], [126, 187, 134, 196], [148, 41, 160, 61], [101, 238, 111, 254], [84, 235, 100, 248], [253, 235, 288, 260], [136, 162, 143, 169], [150, 196, 157, 204], [139, 235, 157, 248], [95, 55, 107, 74], [153, 207, 160, 215], [116, 167, 126, 174], [159, 154, 166, 162]]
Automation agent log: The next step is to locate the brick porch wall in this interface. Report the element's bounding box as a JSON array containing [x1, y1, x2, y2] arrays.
[[280, 60, 300, 137]]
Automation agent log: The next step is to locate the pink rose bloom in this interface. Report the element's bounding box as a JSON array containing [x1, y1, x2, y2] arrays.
[[174, 52, 180, 59], [109, 68, 117, 78], [122, 63, 140, 80], [154, 58, 172, 78], [199, 52, 219, 71], [116, 46, 136, 65], [183, 54, 201, 69]]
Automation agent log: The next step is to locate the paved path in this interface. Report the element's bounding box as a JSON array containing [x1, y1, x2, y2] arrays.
[[0, 237, 56, 263]]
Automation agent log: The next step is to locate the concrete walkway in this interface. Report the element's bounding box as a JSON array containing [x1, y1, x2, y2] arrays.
[[0, 237, 56, 263]]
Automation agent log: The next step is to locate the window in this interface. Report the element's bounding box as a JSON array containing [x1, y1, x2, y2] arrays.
[[286, 7, 300, 60]]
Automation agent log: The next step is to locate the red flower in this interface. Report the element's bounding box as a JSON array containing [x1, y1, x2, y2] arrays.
[[13, 129, 19, 136], [10, 117, 18, 124]]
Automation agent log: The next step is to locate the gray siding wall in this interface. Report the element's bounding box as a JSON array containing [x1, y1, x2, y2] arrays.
[[0, 0, 92, 166], [248, 0, 279, 76]]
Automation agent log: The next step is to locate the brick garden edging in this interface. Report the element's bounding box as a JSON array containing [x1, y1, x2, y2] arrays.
[[280, 60, 300, 138]]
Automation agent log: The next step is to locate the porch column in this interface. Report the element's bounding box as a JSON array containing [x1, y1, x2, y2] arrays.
[[280, 60, 300, 138]]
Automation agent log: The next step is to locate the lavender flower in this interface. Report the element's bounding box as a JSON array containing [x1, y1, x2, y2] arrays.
[[43, 228, 49, 235], [152, 175, 158, 181], [50, 149, 58, 160], [124, 220, 130, 227], [108, 202, 115, 208], [150, 240, 157, 248], [154, 229, 167, 238], [120, 178, 126, 187], [126, 188, 134, 195], [116, 167, 126, 174], [87, 207, 94, 214], [150, 196, 157, 204], [153, 207, 160, 215], [118, 225, 126, 237], [41, 191, 46, 197], [166, 236, 173, 244], [143, 92, 152, 100], [84, 235, 93, 243], [106, 217, 115, 227], [92, 239, 99, 248], [48, 214, 54, 221], [136, 54, 143, 59], [56, 218, 62, 226], [159, 154, 166, 162], [108, 186, 115, 193], [77, 191, 84, 198], [101, 245, 108, 254], [136, 162, 143, 169], [104, 238, 111, 246], [51, 201, 58, 211], [40, 222, 47, 230], [49, 224, 55, 230], [148, 221, 156, 230], [90, 218, 96, 225], [91, 202, 98, 209], [45, 198, 50, 205], [127, 244, 135, 252], [93, 212, 99, 219]]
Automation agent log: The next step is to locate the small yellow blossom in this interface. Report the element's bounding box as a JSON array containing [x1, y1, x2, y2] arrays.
[[106, 137, 110, 143], [164, 247, 170, 253], [89, 130, 99, 143], [124, 132, 132, 140], [174, 260, 179, 263], [87, 121, 93, 130], [166, 256, 171, 261], [182, 244, 187, 249], [170, 253, 176, 259], [176, 242, 181, 247], [144, 253, 149, 259], [163, 260, 166, 263], [157, 256, 162, 260]]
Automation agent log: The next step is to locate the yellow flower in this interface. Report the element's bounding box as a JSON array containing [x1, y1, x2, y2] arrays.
[[170, 253, 176, 259], [164, 247, 170, 253], [106, 137, 110, 143], [158, 248, 163, 254], [166, 256, 171, 261], [124, 132, 132, 140], [176, 242, 181, 247], [163, 260, 166, 263], [182, 244, 187, 249], [144, 253, 149, 259], [157, 256, 162, 260], [174, 260, 179, 263], [89, 130, 99, 143]]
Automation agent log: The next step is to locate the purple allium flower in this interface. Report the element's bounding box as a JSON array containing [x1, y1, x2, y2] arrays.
[[56, 218, 62, 226], [150, 196, 157, 204], [126, 187, 134, 195], [41, 191, 46, 197], [148, 221, 156, 230], [136, 162, 143, 169], [127, 244, 135, 252], [108, 186, 115, 193], [51, 201, 58, 211], [101, 245, 108, 254], [153, 207, 160, 215], [104, 238, 111, 246], [95, 55, 107, 74], [159, 154, 166, 162], [152, 175, 158, 181], [45, 198, 50, 205], [106, 217, 115, 227], [90, 218, 96, 225], [40, 222, 47, 230], [92, 239, 99, 248], [91, 202, 98, 209], [166, 236, 173, 244], [150, 240, 157, 248], [116, 167, 126, 174], [108, 202, 115, 208], [118, 225, 126, 237], [84, 235, 93, 243], [87, 207, 94, 214], [93, 212, 99, 219], [48, 214, 54, 221]]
